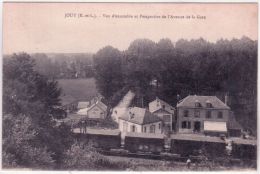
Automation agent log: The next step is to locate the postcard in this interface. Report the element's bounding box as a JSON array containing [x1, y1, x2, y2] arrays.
[[2, 2, 258, 171]]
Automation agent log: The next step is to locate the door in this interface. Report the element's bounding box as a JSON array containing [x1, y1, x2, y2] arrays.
[[123, 122, 128, 132], [194, 121, 201, 132]]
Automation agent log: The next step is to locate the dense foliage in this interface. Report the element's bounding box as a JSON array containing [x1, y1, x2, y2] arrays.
[[93, 37, 257, 134], [62, 143, 129, 170], [2, 53, 74, 169], [2, 53, 127, 170]]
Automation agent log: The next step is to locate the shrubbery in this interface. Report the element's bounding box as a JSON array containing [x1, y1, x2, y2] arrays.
[[62, 143, 130, 170]]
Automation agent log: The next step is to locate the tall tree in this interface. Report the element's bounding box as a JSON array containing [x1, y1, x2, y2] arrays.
[[93, 46, 124, 100], [3, 53, 73, 168]]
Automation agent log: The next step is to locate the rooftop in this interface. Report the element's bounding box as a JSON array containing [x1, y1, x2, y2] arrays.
[[177, 95, 230, 109], [170, 133, 225, 143], [73, 128, 120, 136], [149, 97, 175, 114], [125, 132, 164, 139], [119, 107, 161, 125]]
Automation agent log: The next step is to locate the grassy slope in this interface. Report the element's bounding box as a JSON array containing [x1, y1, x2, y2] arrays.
[[58, 78, 98, 105]]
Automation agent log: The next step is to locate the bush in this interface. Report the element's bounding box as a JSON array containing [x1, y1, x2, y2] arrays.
[[62, 142, 129, 170]]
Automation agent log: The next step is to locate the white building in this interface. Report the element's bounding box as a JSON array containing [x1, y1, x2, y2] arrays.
[[149, 97, 175, 132], [112, 90, 135, 122], [118, 107, 162, 134], [77, 100, 107, 119]]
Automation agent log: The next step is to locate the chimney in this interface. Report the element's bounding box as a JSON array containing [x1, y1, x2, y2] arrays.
[[177, 94, 180, 101], [225, 93, 229, 106]]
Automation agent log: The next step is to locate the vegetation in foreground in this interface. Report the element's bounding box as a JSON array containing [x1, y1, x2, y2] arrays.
[[1, 53, 125, 170], [106, 155, 256, 171]]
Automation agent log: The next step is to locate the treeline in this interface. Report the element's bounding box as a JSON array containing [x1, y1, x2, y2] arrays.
[[5, 53, 95, 79], [93, 37, 257, 133]]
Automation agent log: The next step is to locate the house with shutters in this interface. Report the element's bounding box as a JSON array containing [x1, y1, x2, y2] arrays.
[[118, 107, 162, 134], [149, 97, 176, 133], [176, 95, 241, 136]]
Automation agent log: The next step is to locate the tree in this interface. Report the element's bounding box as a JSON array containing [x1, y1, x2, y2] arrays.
[[93, 46, 124, 100], [3, 53, 73, 168], [93, 37, 257, 134], [62, 143, 130, 170]]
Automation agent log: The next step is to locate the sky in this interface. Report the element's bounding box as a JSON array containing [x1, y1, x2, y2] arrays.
[[3, 3, 258, 54]]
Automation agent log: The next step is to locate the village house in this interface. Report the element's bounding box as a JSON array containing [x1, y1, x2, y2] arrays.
[[77, 101, 90, 110], [176, 95, 241, 136], [118, 107, 162, 134], [77, 98, 108, 119], [149, 97, 176, 133]]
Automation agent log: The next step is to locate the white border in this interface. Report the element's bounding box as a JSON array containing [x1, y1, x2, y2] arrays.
[[0, 1, 259, 174]]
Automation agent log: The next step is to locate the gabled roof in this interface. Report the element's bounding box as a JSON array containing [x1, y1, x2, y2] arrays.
[[177, 95, 230, 109], [119, 107, 161, 125], [149, 97, 175, 114], [88, 100, 108, 112]]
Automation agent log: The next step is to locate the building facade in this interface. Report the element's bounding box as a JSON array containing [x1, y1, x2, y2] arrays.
[[176, 95, 230, 135], [77, 100, 108, 119], [118, 107, 162, 134], [149, 97, 175, 133]]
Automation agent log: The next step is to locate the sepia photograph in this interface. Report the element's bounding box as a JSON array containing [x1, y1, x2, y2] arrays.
[[2, 2, 258, 171]]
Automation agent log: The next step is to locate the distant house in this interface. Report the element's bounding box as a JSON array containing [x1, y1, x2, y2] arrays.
[[77, 100, 108, 119], [149, 97, 176, 133], [77, 101, 90, 110], [176, 95, 238, 136], [118, 107, 162, 134]]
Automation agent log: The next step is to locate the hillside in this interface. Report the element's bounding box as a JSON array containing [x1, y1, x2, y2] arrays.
[[58, 78, 98, 105]]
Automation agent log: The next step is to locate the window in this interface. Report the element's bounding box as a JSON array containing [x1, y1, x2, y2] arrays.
[[162, 105, 165, 109], [184, 110, 189, 117], [182, 121, 187, 128], [150, 125, 155, 133], [163, 115, 171, 122], [206, 102, 212, 108], [195, 102, 201, 107], [194, 110, 200, 117], [218, 111, 223, 119], [206, 111, 211, 118], [159, 123, 161, 129], [131, 125, 136, 132], [143, 126, 147, 133], [188, 121, 191, 129], [181, 121, 191, 129]]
